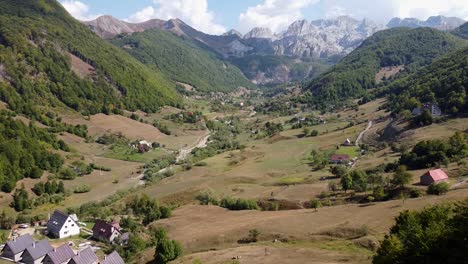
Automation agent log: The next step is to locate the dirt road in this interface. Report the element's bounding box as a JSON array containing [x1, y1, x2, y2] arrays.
[[356, 120, 372, 146], [176, 132, 211, 162]]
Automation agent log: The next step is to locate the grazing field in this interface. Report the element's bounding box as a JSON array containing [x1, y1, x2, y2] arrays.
[[101, 144, 171, 163], [62, 113, 167, 142], [149, 187, 467, 263]]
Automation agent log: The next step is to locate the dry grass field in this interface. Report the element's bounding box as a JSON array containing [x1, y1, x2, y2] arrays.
[[62, 113, 167, 142], [146, 187, 468, 263]]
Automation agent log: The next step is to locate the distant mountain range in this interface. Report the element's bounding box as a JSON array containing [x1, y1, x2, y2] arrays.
[[387, 16, 465, 30], [83, 15, 465, 85]]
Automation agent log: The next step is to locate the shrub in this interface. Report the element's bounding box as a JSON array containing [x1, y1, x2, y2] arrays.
[[220, 197, 258, 210], [427, 182, 450, 195], [74, 184, 91, 193]]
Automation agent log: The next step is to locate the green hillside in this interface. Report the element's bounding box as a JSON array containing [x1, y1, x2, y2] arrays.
[[383, 46, 468, 115], [0, 0, 180, 115], [304, 27, 466, 109], [453, 22, 468, 39], [111, 29, 253, 92]]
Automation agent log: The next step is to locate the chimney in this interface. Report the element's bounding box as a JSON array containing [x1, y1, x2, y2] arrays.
[[33, 243, 36, 248], [53, 248, 57, 252]]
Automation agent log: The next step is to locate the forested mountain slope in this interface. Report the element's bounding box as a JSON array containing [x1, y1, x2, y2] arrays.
[[453, 22, 468, 39], [111, 29, 253, 92], [383, 46, 468, 115], [303, 27, 466, 109], [0, 0, 180, 115]]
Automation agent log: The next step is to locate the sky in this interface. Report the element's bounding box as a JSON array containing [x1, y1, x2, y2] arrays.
[[60, 0, 468, 34]]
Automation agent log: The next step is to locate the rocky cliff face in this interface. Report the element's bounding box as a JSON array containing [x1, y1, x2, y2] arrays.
[[267, 16, 382, 58], [82, 15, 166, 39], [387, 16, 465, 30]]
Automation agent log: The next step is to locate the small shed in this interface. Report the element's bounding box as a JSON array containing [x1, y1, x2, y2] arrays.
[[330, 154, 350, 164], [420, 169, 449, 186]]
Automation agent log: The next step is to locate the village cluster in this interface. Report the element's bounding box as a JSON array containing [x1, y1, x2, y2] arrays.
[[1, 210, 128, 264]]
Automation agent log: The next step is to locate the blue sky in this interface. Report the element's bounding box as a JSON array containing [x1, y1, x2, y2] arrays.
[[60, 0, 468, 34]]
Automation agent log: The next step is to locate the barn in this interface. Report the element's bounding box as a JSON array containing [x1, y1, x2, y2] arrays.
[[420, 169, 449, 186]]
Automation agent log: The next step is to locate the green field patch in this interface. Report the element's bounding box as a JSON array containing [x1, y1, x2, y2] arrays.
[[275, 176, 307, 186], [102, 144, 169, 163], [335, 146, 360, 158]]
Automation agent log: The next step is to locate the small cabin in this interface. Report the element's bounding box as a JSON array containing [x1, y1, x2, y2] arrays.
[[420, 169, 449, 186]]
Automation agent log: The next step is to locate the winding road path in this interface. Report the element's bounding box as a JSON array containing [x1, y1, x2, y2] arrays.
[[176, 132, 211, 162], [356, 120, 373, 146]]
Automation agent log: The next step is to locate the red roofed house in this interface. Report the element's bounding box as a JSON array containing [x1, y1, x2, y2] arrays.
[[420, 169, 449, 186], [330, 154, 350, 164]]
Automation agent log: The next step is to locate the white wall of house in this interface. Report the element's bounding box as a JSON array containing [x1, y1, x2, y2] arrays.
[[58, 217, 80, 238]]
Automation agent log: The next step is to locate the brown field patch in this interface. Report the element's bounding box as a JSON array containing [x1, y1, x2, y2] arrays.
[[375, 65, 404, 83], [62, 113, 167, 142], [68, 53, 95, 78], [173, 243, 371, 264], [154, 188, 468, 254]]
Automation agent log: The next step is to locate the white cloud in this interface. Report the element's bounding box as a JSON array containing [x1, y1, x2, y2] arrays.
[[60, 0, 100, 21], [127, 0, 226, 35], [238, 0, 318, 33], [320, 0, 468, 24]]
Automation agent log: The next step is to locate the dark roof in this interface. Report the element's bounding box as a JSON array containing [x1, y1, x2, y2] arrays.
[[99, 251, 125, 264], [330, 154, 350, 161], [71, 247, 98, 264], [47, 210, 71, 235], [45, 244, 75, 264], [5, 234, 34, 254], [92, 220, 119, 240], [23, 239, 53, 260]]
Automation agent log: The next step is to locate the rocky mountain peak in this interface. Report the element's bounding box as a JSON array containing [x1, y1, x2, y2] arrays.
[[223, 29, 242, 38], [244, 27, 275, 39], [283, 19, 315, 37]]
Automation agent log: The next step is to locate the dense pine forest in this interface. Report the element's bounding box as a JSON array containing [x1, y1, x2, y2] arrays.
[[111, 29, 253, 92], [0, 0, 180, 115], [304, 27, 466, 109], [383, 46, 468, 115], [0, 112, 66, 193]]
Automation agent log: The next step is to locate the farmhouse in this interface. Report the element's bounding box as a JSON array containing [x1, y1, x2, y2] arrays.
[[47, 210, 80, 239], [69, 247, 98, 264], [92, 219, 121, 244], [43, 244, 75, 264], [330, 154, 350, 164], [420, 169, 449, 186], [1, 234, 34, 262], [342, 138, 353, 146], [20, 239, 53, 264], [99, 251, 125, 264]]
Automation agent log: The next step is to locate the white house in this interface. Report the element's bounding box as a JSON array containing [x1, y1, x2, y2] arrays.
[[47, 210, 80, 239]]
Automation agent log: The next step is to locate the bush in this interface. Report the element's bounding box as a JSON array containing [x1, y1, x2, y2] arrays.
[[409, 188, 423, 198], [74, 184, 91, 193], [196, 191, 219, 205], [57, 167, 78, 180], [220, 197, 258, 210], [427, 182, 450, 195]]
